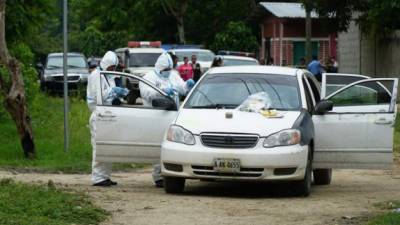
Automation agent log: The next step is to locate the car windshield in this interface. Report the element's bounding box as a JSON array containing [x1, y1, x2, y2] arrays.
[[175, 51, 215, 62], [185, 73, 301, 110], [223, 58, 259, 66], [129, 53, 161, 67], [46, 56, 87, 69]]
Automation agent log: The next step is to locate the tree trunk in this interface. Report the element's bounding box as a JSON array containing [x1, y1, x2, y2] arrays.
[[0, 0, 35, 158], [177, 17, 185, 44], [305, 6, 312, 63]]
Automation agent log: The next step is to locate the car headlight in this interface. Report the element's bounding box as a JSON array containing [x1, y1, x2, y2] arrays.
[[263, 129, 301, 148], [166, 125, 195, 145]]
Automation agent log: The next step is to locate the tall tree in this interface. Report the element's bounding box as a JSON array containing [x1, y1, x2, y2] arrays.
[[160, 0, 189, 44], [0, 0, 35, 158]]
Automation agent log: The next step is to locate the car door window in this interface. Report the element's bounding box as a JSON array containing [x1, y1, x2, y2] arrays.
[[100, 73, 172, 109], [306, 74, 321, 102], [322, 73, 369, 98], [326, 79, 396, 113]]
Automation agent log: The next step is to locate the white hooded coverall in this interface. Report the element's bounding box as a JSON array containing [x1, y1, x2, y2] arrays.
[[139, 53, 190, 183], [87, 51, 119, 184]]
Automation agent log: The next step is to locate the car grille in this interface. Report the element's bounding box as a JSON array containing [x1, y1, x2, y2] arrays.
[[200, 134, 259, 148], [53, 75, 80, 82], [191, 165, 264, 178]]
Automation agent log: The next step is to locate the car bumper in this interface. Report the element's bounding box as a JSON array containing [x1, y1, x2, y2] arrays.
[[161, 139, 308, 181]]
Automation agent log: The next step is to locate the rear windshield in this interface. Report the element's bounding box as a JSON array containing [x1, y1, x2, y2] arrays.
[[175, 51, 215, 62], [129, 53, 162, 67], [185, 73, 301, 110], [223, 58, 259, 66]]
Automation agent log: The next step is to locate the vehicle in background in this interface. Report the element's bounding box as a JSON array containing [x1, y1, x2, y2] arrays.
[[161, 44, 203, 51], [217, 50, 256, 58], [115, 41, 164, 78], [39, 52, 89, 91], [219, 55, 259, 66], [168, 49, 215, 73], [87, 57, 101, 68]]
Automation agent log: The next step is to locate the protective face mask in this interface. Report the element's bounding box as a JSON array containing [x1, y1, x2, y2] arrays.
[[160, 71, 171, 78]]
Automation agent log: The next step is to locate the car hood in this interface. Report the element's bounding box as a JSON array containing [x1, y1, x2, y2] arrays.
[[175, 109, 300, 136], [128, 67, 154, 76], [44, 68, 88, 75]]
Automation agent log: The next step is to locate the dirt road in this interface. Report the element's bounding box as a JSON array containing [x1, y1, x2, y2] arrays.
[[1, 162, 400, 225]]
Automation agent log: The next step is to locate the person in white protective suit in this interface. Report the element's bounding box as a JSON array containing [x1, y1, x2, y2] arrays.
[[139, 52, 195, 187], [87, 51, 129, 187]]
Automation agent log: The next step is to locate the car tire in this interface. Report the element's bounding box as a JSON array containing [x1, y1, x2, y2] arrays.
[[164, 177, 185, 194], [313, 169, 332, 185], [293, 146, 312, 197]]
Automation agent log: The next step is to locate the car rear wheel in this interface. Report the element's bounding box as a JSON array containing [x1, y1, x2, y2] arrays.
[[293, 147, 312, 197], [164, 177, 185, 194], [313, 169, 332, 185]]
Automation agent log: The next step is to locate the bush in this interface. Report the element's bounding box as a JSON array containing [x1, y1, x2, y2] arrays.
[[210, 21, 259, 53]]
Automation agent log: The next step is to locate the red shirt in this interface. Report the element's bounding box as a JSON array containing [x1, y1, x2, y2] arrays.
[[177, 63, 193, 81]]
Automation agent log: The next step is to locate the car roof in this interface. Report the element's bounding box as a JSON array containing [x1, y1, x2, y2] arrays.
[[115, 47, 164, 53], [48, 52, 85, 57], [170, 49, 213, 53], [219, 55, 258, 61], [207, 66, 299, 76]]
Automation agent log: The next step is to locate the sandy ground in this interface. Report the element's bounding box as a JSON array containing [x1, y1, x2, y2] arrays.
[[1, 161, 400, 225]]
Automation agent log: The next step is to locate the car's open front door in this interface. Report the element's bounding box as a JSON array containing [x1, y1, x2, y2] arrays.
[[313, 77, 398, 169], [94, 72, 179, 163]]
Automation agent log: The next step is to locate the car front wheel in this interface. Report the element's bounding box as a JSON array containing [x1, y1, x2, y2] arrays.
[[293, 147, 312, 197], [164, 177, 185, 194], [313, 169, 332, 185]]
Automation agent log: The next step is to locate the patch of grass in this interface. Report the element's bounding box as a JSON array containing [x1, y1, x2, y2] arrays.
[[0, 178, 109, 225], [394, 114, 400, 153], [368, 201, 400, 225], [0, 93, 139, 173]]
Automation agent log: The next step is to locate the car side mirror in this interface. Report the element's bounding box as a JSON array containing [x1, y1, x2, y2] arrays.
[[314, 100, 333, 115], [152, 97, 177, 111], [124, 69, 131, 73]]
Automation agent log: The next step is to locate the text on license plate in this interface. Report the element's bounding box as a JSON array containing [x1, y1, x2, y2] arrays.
[[213, 158, 241, 172]]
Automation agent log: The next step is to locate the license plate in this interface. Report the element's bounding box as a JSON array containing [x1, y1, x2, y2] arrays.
[[213, 158, 241, 173]]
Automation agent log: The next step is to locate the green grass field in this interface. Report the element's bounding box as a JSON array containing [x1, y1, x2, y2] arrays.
[[0, 178, 108, 225]]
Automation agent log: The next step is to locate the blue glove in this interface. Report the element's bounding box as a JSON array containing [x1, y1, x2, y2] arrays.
[[162, 87, 175, 96], [111, 87, 129, 97], [186, 79, 195, 89]]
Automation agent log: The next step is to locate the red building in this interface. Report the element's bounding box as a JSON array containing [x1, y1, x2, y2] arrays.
[[252, 2, 337, 66]]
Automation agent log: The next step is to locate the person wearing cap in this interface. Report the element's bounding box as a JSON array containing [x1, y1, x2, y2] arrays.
[[139, 52, 195, 187], [87, 51, 129, 187]]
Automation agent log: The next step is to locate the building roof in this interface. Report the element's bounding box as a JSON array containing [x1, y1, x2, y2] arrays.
[[259, 2, 318, 19]]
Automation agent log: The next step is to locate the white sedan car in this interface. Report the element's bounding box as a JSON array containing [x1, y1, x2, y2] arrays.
[[94, 67, 397, 196]]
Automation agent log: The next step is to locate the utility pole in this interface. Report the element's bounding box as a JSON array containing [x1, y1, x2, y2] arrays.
[[63, 0, 69, 152]]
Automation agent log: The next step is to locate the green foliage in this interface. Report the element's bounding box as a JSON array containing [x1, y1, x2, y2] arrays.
[[0, 179, 109, 225], [368, 200, 400, 225], [210, 21, 258, 53], [358, 0, 400, 38], [5, 0, 55, 44]]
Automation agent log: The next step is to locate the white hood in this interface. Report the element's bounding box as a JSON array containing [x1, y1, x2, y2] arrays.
[[175, 109, 300, 136], [100, 51, 118, 70]]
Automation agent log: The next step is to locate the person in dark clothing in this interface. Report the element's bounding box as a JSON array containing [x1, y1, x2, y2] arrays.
[[190, 54, 202, 82], [211, 56, 223, 67]]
